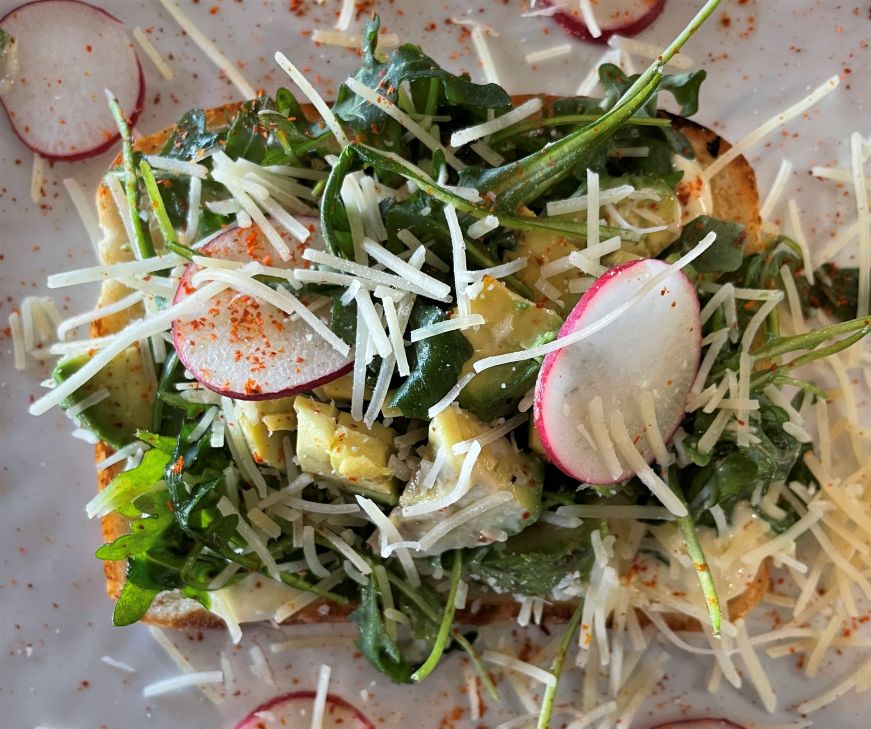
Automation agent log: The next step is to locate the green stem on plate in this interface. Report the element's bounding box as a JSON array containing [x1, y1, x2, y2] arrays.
[[668, 471, 721, 636], [107, 92, 155, 260], [536, 598, 584, 729], [138, 160, 195, 259], [451, 630, 500, 701], [411, 550, 462, 682]]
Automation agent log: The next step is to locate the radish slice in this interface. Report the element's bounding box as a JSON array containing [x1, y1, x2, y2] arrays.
[[649, 721, 746, 729], [236, 691, 376, 729], [544, 0, 665, 43], [0, 0, 144, 161], [172, 220, 353, 401], [534, 259, 701, 484]]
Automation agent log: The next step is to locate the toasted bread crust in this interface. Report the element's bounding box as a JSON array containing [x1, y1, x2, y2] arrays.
[[95, 98, 767, 631]]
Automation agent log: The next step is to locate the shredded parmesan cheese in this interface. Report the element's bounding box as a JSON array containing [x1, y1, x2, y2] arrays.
[[704, 76, 840, 181], [311, 664, 332, 729], [159, 0, 255, 98], [450, 98, 543, 148], [481, 650, 557, 687], [274, 52, 348, 146], [851, 132, 871, 316], [345, 77, 464, 170]]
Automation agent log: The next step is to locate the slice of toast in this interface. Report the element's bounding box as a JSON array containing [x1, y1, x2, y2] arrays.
[[93, 98, 766, 631]]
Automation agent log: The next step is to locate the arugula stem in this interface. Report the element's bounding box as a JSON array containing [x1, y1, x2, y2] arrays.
[[668, 471, 721, 635], [452, 630, 500, 701], [475, 0, 722, 210], [293, 130, 335, 156], [750, 326, 870, 391], [152, 350, 179, 432], [107, 92, 155, 260], [424, 77, 440, 118], [677, 516, 721, 635], [751, 316, 871, 359], [138, 160, 196, 259], [332, 144, 629, 245], [386, 571, 442, 624], [488, 113, 670, 144], [536, 598, 584, 729], [411, 550, 462, 682]]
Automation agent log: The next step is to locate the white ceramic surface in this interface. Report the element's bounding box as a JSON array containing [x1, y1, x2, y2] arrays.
[[1, 1, 869, 728]]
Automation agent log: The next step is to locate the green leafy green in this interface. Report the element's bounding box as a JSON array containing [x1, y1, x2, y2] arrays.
[[599, 63, 706, 118], [96, 448, 172, 518], [388, 303, 473, 419], [797, 263, 861, 321], [113, 571, 160, 627], [468, 520, 600, 595], [670, 215, 746, 273], [352, 575, 414, 684], [680, 395, 804, 522], [333, 16, 509, 149]]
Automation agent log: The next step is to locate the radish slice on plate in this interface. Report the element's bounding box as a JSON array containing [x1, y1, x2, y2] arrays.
[[172, 219, 353, 401], [649, 721, 745, 729], [236, 691, 376, 729], [534, 259, 701, 484], [0, 0, 144, 161], [544, 0, 665, 43]]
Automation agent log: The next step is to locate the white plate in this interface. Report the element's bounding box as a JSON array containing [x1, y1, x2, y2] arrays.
[[1, 1, 868, 728]]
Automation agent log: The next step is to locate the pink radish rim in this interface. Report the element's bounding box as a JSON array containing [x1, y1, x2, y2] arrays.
[[544, 0, 666, 44], [0, 0, 146, 162], [236, 691, 376, 729], [533, 258, 702, 483]]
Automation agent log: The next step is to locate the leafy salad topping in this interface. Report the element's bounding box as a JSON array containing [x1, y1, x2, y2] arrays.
[[23, 0, 870, 725]]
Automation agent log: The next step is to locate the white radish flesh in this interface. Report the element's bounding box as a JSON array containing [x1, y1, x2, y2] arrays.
[[172, 219, 353, 400], [0, 0, 144, 160], [534, 259, 701, 484], [236, 691, 376, 729]]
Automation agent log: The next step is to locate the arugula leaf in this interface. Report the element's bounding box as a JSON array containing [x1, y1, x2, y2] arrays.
[[95, 507, 174, 560], [160, 108, 222, 160], [670, 215, 746, 273], [681, 395, 804, 522], [797, 263, 861, 321], [97, 449, 172, 518], [467, 520, 600, 595], [333, 16, 510, 147], [388, 303, 473, 419], [113, 573, 160, 627], [351, 576, 414, 684], [599, 63, 706, 118]]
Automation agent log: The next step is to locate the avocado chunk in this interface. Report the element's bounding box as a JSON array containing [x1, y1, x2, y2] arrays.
[[293, 396, 399, 505], [238, 397, 298, 469], [506, 177, 681, 313], [53, 347, 154, 449], [603, 177, 681, 263], [314, 372, 356, 402], [457, 277, 561, 422], [393, 406, 543, 555]]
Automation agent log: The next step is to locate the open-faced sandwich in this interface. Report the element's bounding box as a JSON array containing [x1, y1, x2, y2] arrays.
[[21, 1, 871, 725]]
